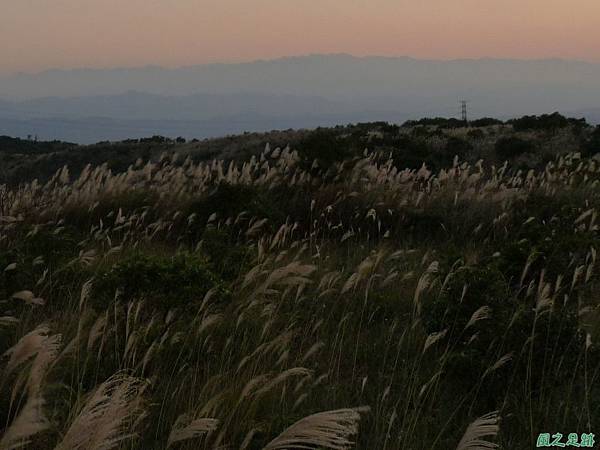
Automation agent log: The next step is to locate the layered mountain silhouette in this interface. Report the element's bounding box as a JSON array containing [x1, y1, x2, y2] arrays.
[[1, 55, 599, 143]]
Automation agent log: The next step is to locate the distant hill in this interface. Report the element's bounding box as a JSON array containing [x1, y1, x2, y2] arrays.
[[1, 55, 599, 142], [3, 55, 600, 106]]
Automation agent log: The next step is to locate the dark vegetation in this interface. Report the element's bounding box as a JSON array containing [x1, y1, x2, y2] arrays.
[[1, 112, 600, 449], [2, 112, 598, 185]]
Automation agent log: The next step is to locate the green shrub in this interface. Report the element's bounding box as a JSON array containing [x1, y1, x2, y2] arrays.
[[184, 182, 294, 235], [470, 118, 504, 127], [423, 265, 510, 344], [444, 136, 473, 160], [402, 117, 465, 129], [584, 126, 600, 155], [495, 136, 535, 159], [297, 129, 351, 168], [508, 112, 580, 132], [93, 252, 226, 309], [200, 227, 252, 280], [467, 129, 485, 140], [391, 136, 439, 170]]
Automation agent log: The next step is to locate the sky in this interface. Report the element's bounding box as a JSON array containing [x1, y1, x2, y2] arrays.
[[1, 0, 600, 74]]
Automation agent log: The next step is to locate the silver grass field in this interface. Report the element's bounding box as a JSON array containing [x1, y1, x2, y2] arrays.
[[1, 146, 599, 449]]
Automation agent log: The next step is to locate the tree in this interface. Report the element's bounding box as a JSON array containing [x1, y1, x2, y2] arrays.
[[509, 112, 572, 132], [584, 126, 600, 155], [470, 117, 503, 127], [495, 136, 535, 159], [297, 129, 348, 168], [444, 136, 473, 160]]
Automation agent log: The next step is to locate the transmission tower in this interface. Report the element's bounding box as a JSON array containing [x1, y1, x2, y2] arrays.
[[460, 100, 468, 124]]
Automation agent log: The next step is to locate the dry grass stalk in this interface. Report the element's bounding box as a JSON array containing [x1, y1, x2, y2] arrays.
[[166, 413, 218, 447], [3, 324, 53, 376], [464, 306, 492, 330], [0, 396, 49, 450], [54, 373, 147, 450], [263, 407, 369, 450], [455, 411, 500, 450]]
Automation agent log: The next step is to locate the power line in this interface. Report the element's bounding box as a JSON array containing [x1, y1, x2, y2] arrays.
[[460, 100, 468, 123]]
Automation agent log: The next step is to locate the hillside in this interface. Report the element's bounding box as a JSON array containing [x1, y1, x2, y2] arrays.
[[1, 113, 598, 185], [1, 115, 600, 449]]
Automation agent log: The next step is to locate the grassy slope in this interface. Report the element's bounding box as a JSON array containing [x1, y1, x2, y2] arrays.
[[1, 122, 600, 449], [2, 116, 596, 185]]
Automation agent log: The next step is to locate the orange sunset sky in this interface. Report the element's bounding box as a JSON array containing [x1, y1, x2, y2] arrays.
[[1, 0, 599, 74]]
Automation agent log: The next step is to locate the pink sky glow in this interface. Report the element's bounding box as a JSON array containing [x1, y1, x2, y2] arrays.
[[2, 0, 599, 73]]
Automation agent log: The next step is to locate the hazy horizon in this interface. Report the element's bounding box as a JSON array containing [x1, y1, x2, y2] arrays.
[[3, 0, 600, 143], [1, 54, 599, 143], [3, 0, 600, 74], [4, 53, 600, 77]]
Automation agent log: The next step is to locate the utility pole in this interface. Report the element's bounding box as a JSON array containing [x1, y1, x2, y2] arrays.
[[460, 100, 468, 124]]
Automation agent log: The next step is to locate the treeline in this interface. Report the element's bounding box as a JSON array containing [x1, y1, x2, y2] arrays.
[[402, 112, 588, 131], [403, 117, 503, 128], [0, 135, 78, 154]]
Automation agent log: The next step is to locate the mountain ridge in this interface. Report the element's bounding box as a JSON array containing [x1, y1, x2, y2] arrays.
[[5, 53, 600, 78], [1, 54, 599, 143], [3, 54, 600, 100]]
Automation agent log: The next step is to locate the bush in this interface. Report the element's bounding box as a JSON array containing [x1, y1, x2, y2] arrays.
[[495, 136, 535, 159], [422, 264, 511, 357], [297, 129, 349, 167], [185, 182, 293, 233], [584, 126, 600, 155], [200, 227, 251, 280], [444, 136, 473, 160], [0, 136, 77, 155], [470, 118, 504, 127], [402, 117, 465, 129], [94, 253, 226, 309], [391, 136, 437, 170], [467, 129, 485, 140], [508, 112, 572, 132]]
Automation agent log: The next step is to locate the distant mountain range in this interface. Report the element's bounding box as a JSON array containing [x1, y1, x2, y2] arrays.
[[1, 55, 599, 143]]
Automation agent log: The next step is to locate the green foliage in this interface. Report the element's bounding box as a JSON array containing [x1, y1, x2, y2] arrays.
[[200, 227, 252, 280], [390, 136, 440, 169], [508, 112, 585, 132], [444, 136, 473, 160], [94, 252, 226, 309], [185, 182, 292, 231], [187, 182, 258, 222], [470, 117, 504, 127], [466, 129, 486, 140], [297, 128, 353, 167], [0, 135, 77, 154], [141, 135, 172, 144], [584, 126, 600, 155], [423, 264, 510, 347], [402, 117, 465, 128], [495, 136, 536, 159]]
